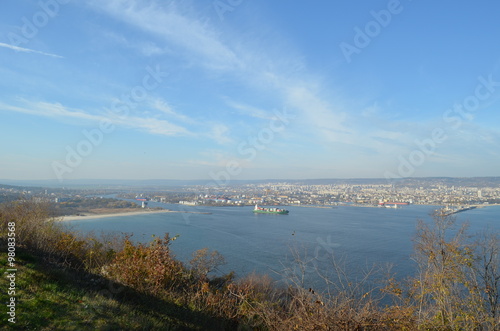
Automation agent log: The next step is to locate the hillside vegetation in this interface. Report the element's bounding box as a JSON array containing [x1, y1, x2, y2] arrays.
[[1, 199, 500, 330]]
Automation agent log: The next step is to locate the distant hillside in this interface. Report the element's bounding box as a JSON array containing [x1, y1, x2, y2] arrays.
[[1, 176, 499, 189]]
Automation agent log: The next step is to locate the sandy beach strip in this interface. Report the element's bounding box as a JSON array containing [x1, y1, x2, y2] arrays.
[[60, 209, 175, 221]]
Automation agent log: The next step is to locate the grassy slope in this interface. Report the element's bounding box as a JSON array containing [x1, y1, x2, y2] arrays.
[[0, 248, 233, 330]]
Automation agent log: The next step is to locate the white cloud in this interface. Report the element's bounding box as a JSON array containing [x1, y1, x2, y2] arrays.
[[0, 100, 189, 137], [0, 100, 95, 120], [88, 0, 353, 144], [285, 85, 350, 142], [150, 98, 193, 123], [224, 98, 272, 120], [140, 42, 166, 56], [207, 123, 232, 145], [103, 31, 170, 56], [0, 42, 63, 58], [371, 130, 405, 142], [128, 116, 189, 136], [89, 0, 241, 71]]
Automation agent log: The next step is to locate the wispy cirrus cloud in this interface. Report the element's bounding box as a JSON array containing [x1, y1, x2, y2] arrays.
[[0, 99, 189, 137], [206, 123, 232, 145], [88, 0, 241, 71], [103, 30, 170, 57], [150, 98, 193, 123], [0, 42, 63, 58], [88, 0, 351, 144], [1, 98, 239, 145], [224, 98, 274, 120], [284, 85, 350, 141]]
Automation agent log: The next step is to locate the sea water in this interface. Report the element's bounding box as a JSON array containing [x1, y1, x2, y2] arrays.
[[66, 203, 500, 288]]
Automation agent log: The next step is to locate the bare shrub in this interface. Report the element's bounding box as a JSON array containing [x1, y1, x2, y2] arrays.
[[189, 247, 226, 280], [403, 209, 500, 330], [471, 230, 500, 329], [0, 199, 54, 247], [105, 234, 187, 295], [4, 200, 500, 330]]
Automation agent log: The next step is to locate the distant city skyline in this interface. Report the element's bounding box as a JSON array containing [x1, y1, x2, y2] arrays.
[[1, 1, 500, 181]]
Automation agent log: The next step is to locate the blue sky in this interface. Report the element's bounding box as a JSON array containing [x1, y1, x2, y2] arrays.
[[1, 0, 500, 181]]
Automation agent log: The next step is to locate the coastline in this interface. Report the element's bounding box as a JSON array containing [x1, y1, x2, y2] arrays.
[[57, 203, 500, 222], [59, 209, 175, 222]]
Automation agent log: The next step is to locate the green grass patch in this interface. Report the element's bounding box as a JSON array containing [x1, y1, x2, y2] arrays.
[[0, 249, 230, 330]]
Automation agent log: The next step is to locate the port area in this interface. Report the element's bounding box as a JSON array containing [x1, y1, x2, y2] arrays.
[[438, 203, 500, 216], [293, 205, 334, 209], [440, 206, 477, 216]]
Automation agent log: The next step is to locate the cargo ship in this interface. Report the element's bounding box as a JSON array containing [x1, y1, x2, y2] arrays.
[[253, 205, 289, 215]]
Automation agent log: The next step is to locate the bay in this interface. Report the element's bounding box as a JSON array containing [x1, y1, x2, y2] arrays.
[[66, 203, 500, 287]]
